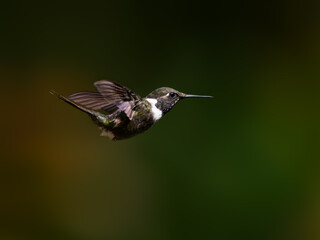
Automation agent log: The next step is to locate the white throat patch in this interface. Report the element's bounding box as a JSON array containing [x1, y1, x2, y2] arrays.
[[146, 98, 162, 121]]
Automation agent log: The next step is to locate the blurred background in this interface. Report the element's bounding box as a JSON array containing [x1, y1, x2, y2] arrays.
[[1, 1, 319, 239]]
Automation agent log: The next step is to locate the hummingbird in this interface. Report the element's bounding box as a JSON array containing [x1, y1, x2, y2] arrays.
[[50, 80, 213, 140]]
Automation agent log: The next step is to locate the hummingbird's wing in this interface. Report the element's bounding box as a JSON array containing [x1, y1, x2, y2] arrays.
[[94, 80, 141, 120], [68, 80, 141, 120], [68, 91, 115, 110]]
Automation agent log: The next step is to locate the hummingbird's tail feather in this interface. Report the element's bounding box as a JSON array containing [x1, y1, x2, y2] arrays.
[[50, 90, 98, 116]]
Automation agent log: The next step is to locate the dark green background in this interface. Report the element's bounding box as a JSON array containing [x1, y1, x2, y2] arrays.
[[1, 1, 319, 240]]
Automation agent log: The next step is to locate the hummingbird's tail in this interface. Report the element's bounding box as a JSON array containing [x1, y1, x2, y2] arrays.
[[50, 90, 98, 116]]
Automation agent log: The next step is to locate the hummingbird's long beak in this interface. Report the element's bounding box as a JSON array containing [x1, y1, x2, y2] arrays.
[[183, 94, 213, 98]]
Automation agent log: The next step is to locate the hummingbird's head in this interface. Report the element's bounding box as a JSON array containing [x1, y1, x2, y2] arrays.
[[146, 87, 213, 115]]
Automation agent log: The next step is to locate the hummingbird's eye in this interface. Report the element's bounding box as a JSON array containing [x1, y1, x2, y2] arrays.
[[169, 92, 176, 97]]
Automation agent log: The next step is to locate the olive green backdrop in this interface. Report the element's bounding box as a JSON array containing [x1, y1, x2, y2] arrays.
[[1, 1, 319, 240]]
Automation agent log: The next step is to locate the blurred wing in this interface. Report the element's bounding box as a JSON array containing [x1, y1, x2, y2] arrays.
[[68, 91, 118, 111], [68, 81, 141, 120], [94, 80, 141, 120]]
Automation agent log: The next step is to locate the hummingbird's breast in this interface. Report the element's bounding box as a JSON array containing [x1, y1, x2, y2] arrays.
[[107, 100, 157, 140]]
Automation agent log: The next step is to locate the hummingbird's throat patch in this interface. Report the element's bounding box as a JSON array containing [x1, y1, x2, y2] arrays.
[[146, 98, 162, 121]]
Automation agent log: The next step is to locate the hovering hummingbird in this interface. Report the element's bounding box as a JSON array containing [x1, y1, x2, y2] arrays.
[[50, 80, 213, 140]]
